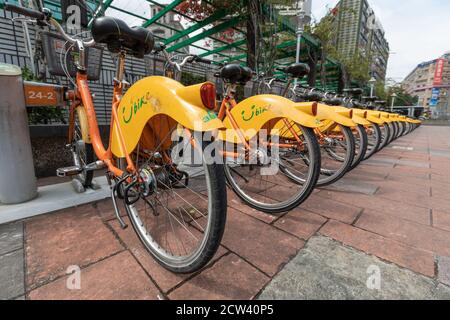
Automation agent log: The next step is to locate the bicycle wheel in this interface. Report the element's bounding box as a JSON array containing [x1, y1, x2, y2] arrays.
[[398, 122, 406, 137], [378, 123, 391, 150], [315, 124, 355, 187], [363, 123, 382, 160], [348, 124, 368, 171], [387, 122, 396, 144], [224, 124, 321, 214], [70, 106, 94, 187], [393, 122, 401, 140], [122, 126, 227, 274]]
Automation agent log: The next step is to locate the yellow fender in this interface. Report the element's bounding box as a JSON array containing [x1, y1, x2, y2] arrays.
[[315, 104, 356, 127], [219, 95, 320, 143], [366, 110, 385, 124], [406, 118, 421, 124], [351, 109, 371, 126], [380, 112, 394, 123], [111, 76, 224, 157]]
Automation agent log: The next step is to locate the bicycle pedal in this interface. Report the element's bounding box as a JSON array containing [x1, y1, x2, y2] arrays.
[[57, 166, 82, 177]]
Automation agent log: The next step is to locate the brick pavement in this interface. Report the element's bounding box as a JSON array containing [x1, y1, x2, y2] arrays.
[[1, 126, 450, 300]]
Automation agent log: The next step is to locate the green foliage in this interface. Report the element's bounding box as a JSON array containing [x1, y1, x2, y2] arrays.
[[21, 66, 66, 125], [374, 81, 387, 101], [180, 72, 206, 86], [388, 86, 419, 107], [21, 65, 38, 81], [210, 0, 295, 12]]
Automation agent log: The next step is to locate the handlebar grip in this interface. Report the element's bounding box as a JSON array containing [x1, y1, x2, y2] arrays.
[[4, 3, 46, 20], [153, 42, 166, 53]]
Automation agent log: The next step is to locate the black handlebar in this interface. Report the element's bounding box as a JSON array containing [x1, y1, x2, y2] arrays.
[[192, 56, 213, 65], [4, 3, 47, 21]]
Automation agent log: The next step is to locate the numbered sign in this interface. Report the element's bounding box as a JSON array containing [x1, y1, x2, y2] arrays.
[[23, 81, 67, 107]]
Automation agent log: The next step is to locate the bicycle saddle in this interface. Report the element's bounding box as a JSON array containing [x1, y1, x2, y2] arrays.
[[284, 63, 310, 79], [323, 98, 344, 106], [91, 17, 154, 58], [219, 64, 253, 84], [304, 92, 323, 102], [362, 96, 377, 102], [345, 88, 363, 95]]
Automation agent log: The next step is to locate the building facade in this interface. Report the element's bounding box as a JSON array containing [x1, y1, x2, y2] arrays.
[[402, 53, 450, 119], [332, 0, 390, 81], [147, 4, 189, 54]]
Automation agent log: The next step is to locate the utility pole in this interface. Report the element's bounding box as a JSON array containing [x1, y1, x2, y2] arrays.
[[295, 0, 312, 64], [18, 0, 36, 75], [369, 77, 376, 97]]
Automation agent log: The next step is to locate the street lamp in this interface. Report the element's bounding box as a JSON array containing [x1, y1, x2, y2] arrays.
[[369, 77, 377, 98], [295, 1, 306, 64], [391, 92, 398, 112]]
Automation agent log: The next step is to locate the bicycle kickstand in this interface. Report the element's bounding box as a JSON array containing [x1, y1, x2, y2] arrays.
[[106, 173, 128, 229]]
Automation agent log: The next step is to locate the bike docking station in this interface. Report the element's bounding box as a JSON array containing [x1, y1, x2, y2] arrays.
[[0, 63, 109, 225]]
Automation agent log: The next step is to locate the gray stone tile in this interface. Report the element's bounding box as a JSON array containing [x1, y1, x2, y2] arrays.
[[0, 222, 23, 256], [320, 178, 379, 195], [396, 159, 430, 169], [259, 236, 450, 300], [438, 256, 450, 287], [430, 150, 450, 158], [0, 249, 25, 300]]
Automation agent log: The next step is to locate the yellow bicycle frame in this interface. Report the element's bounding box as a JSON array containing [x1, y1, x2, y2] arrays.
[[110, 76, 224, 157]]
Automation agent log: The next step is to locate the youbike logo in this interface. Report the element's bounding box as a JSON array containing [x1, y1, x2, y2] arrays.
[[241, 105, 270, 122], [202, 111, 218, 123], [122, 92, 161, 124], [169, 121, 283, 176]]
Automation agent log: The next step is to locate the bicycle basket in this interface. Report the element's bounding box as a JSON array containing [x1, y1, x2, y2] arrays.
[[41, 31, 103, 81]]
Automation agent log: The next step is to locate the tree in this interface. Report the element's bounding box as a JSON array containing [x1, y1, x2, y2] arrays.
[[387, 86, 419, 106], [178, 0, 295, 70]]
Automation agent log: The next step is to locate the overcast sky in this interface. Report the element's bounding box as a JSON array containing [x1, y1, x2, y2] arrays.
[[109, 0, 449, 81], [311, 0, 450, 81]]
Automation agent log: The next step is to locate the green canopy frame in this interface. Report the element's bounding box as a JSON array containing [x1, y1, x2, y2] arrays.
[[0, 0, 352, 92]]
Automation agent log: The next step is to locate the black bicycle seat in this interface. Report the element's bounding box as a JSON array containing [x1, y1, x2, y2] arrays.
[[344, 88, 363, 95], [91, 17, 154, 58], [284, 63, 310, 79], [362, 96, 377, 102], [324, 98, 344, 106], [303, 92, 323, 102], [219, 64, 253, 84]]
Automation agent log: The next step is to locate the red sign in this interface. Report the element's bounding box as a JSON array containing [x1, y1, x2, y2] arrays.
[[24, 82, 65, 107], [433, 58, 445, 86]]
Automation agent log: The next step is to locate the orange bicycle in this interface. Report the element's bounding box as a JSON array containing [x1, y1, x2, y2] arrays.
[[6, 4, 228, 274]]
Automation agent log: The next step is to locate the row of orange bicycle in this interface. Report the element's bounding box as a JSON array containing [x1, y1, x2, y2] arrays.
[[5, 4, 421, 273]]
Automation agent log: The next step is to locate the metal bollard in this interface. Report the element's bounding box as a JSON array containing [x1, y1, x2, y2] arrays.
[[0, 63, 37, 204]]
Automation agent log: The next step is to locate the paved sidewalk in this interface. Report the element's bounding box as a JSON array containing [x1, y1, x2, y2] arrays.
[[1, 126, 450, 300]]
